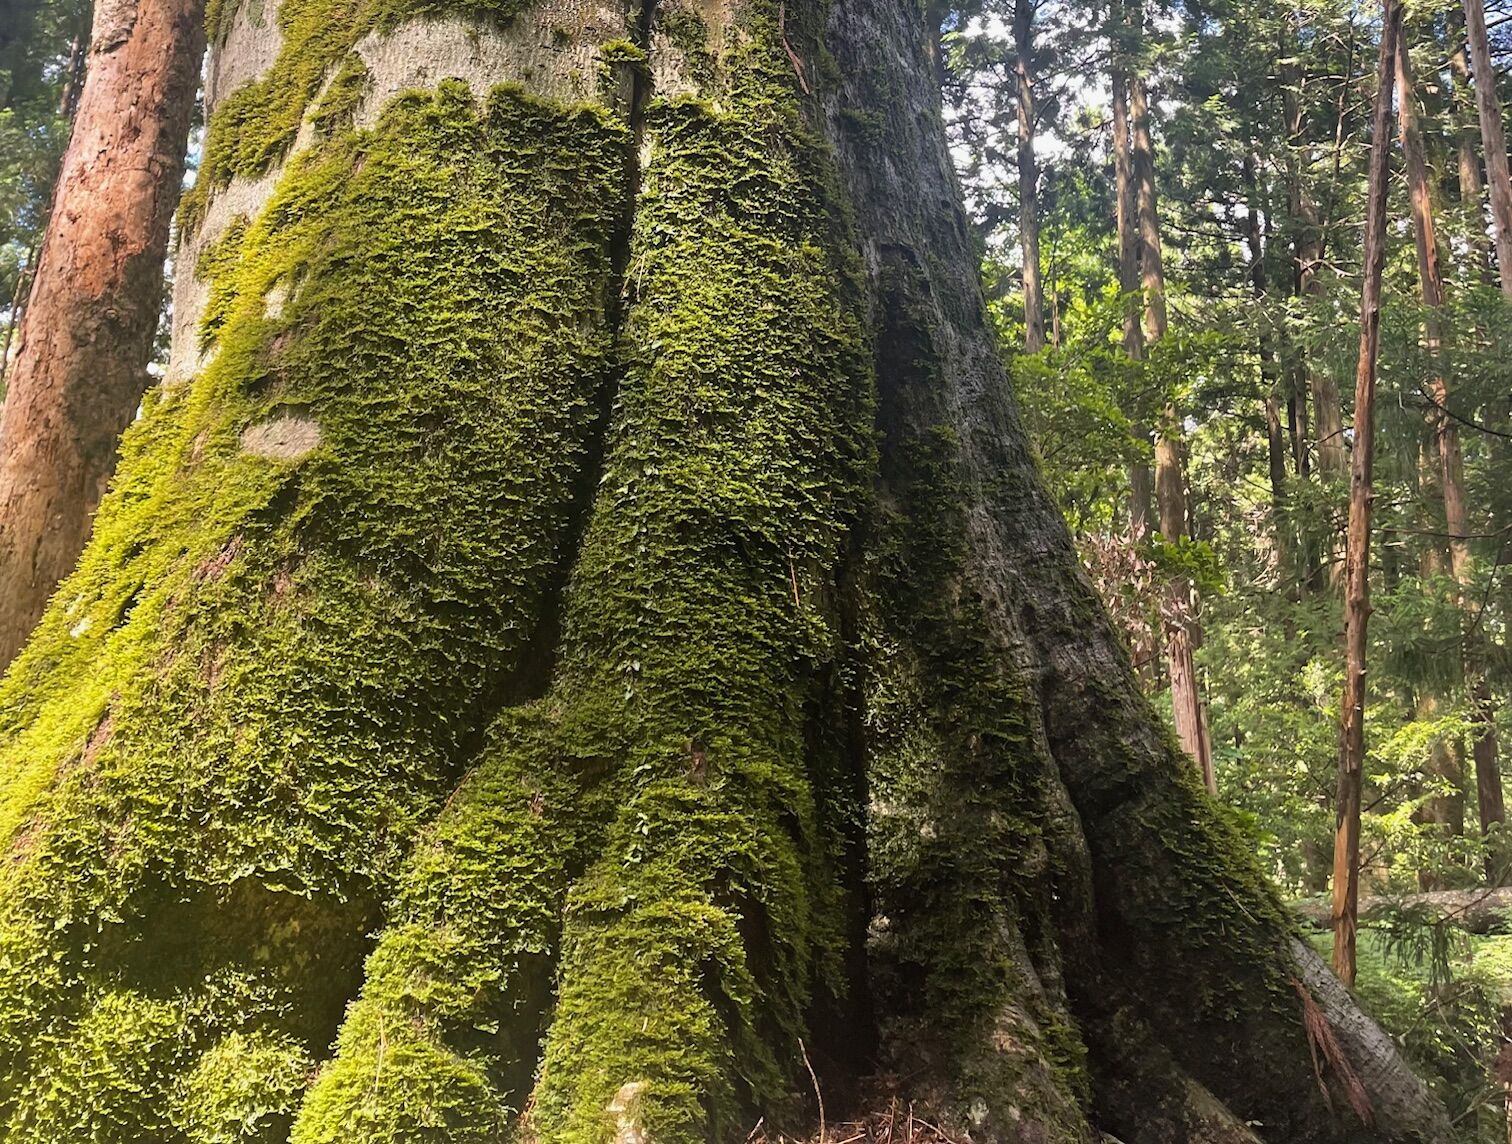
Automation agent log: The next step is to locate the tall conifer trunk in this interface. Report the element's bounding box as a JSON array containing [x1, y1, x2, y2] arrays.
[[1128, 59, 1215, 791], [1446, 7, 1493, 278], [1112, 61, 1153, 546], [1395, 31, 1506, 882], [0, 0, 204, 668], [1461, 0, 1512, 297], [1333, 0, 1400, 989], [1013, 0, 1044, 353], [0, 0, 1454, 1139]]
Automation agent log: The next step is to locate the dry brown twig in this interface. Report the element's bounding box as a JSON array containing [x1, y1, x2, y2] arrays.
[[777, 2, 811, 94]]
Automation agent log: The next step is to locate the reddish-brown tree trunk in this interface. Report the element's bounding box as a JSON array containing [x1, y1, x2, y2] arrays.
[[0, 0, 203, 669], [1333, 0, 1400, 989], [1462, 0, 1512, 297], [1447, 7, 1493, 278], [1013, 0, 1044, 354]]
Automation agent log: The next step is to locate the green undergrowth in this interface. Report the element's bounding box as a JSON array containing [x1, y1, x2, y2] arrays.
[[1310, 928, 1512, 1143], [0, 76, 630, 1139]]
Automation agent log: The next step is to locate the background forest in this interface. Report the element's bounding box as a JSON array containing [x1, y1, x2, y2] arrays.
[[940, 0, 1512, 1135], [5, 0, 1512, 1133]]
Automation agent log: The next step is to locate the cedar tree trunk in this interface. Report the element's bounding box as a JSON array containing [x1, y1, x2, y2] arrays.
[[0, 0, 204, 667], [0, 0, 1452, 1141]]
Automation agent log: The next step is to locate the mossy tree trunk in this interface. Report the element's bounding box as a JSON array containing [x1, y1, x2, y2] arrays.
[[0, 0, 1456, 1141]]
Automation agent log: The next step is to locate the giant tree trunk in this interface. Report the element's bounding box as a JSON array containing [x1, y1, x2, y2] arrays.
[[0, 0, 204, 669], [0, 0, 1452, 1140], [1333, 0, 1400, 990]]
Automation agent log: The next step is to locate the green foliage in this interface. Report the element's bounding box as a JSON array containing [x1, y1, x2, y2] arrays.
[[0, 0, 87, 337], [1313, 928, 1512, 1143]]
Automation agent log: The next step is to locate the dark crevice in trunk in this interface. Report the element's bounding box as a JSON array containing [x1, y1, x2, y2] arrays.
[[466, 0, 656, 731]]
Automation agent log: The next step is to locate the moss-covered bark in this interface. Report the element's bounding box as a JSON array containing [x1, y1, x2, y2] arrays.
[[0, 0, 1459, 1139]]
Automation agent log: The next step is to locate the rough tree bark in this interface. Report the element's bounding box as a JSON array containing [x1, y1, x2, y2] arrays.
[[1333, 0, 1400, 990], [1461, 0, 1512, 297], [0, 0, 205, 669], [0, 0, 1452, 1140], [1012, 0, 1044, 354]]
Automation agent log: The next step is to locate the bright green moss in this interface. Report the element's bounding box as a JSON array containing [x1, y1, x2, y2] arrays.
[[176, 1032, 313, 1143], [308, 54, 370, 136], [520, 2, 874, 1136], [299, 3, 876, 1134], [290, 714, 587, 1142], [0, 73, 631, 1139]]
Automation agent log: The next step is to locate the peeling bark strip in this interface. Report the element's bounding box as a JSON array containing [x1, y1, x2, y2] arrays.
[[0, 0, 1456, 1140], [0, 0, 205, 668]]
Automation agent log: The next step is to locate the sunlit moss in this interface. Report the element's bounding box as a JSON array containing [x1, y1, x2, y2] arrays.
[[0, 69, 631, 1138]]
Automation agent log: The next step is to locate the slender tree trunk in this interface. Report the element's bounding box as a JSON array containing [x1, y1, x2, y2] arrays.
[[1447, 6, 1493, 278], [1398, 32, 1506, 881], [1247, 151, 1290, 575], [0, 0, 204, 669], [1462, 0, 1512, 297], [1112, 63, 1153, 545], [56, 28, 86, 118], [1287, 167, 1347, 484], [1333, 0, 1400, 989], [1013, 0, 1044, 354], [1130, 65, 1215, 791], [1281, 33, 1344, 595]]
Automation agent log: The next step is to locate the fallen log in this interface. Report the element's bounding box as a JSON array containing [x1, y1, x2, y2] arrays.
[[1292, 888, 1512, 935]]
